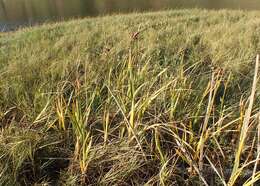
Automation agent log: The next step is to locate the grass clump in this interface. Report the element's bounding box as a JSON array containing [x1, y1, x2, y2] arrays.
[[0, 9, 260, 185]]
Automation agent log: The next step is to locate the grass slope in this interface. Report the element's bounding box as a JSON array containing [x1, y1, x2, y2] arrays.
[[0, 9, 260, 185]]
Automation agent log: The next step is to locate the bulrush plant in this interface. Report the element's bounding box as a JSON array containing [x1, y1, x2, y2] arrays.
[[0, 9, 260, 185]]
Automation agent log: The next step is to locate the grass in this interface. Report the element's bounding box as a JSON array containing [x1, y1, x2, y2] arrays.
[[0, 9, 260, 185]]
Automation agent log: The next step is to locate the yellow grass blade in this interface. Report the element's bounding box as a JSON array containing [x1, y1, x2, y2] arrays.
[[228, 55, 259, 186]]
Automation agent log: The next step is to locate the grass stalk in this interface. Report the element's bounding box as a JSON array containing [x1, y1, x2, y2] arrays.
[[228, 55, 259, 186]]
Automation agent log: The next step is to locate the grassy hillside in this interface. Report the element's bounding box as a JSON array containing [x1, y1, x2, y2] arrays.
[[0, 9, 260, 185]]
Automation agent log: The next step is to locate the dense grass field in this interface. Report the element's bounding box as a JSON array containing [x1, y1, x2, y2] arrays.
[[0, 9, 260, 185]]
